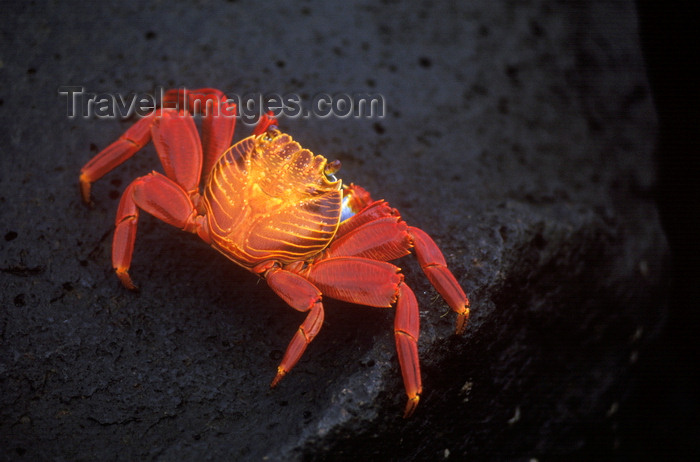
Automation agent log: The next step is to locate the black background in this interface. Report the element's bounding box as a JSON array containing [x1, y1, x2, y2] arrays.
[[629, 1, 699, 457]]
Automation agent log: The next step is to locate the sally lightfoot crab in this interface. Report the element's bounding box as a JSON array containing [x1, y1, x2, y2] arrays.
[[80, 88, 470, 417]]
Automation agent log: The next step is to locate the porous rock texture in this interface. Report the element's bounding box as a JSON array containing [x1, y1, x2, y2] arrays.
[[0, 1, 668, 460]]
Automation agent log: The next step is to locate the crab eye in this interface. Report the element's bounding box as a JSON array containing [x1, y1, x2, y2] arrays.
[[261, 130, 275, 142], [324, 159, 341, 182]]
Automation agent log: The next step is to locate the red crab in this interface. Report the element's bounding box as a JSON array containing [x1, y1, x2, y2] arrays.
[[80, 88, 469, 417]]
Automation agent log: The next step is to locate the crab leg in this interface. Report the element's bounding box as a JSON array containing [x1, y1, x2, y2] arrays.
[[327, 216, 412, 261], [112, 181, 139, 289], [328, 203, 470, 334], [149, 110, 202, 195], [163, 88, 237, 179], [112, 172, 210, 289], [79, 107, 204, 202], [408, 226, 470, 334], [81, 87, 242, 204], [79, 112, 158, 203], [162, 89, 277, 180], [101, 109, 210, 289], [394, 282, 422, 418], [306, 257, 401, 307], [265, 268, 325, 387], [304, 257, 422, 417]]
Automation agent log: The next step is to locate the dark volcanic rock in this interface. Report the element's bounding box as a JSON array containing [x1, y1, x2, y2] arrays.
[[0, 1, 668, 460]]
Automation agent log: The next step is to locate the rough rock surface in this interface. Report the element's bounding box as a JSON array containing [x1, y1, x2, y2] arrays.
[[0, 1, 668, 460]]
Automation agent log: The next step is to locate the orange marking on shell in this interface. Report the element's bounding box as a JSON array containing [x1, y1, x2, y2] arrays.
[[202, 131, 342, 267]]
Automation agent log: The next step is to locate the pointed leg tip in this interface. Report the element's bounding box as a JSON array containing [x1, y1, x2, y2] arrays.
[[403, 395, 420, 418], [80, 178, 93, 205], [455, 308, 470, 335], [270, 368, 286, 388], [116, 269, 138, 291]]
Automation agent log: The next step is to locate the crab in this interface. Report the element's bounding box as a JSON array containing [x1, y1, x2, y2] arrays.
[[79, 87, 470, 417]]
